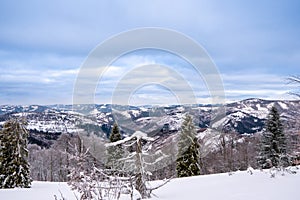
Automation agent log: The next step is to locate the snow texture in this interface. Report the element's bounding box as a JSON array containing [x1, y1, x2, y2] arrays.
[[0, 167, 299, 200]]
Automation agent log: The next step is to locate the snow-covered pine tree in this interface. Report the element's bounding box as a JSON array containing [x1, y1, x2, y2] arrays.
[[258, 106, 289, 168], [176, 114, 201, 177], [106, 123, 124, 169], [0, 118, 32, 188]]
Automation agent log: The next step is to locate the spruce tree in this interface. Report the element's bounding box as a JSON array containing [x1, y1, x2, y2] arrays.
[[258, 106, 289, 168], [176, 114, 201, 177], [0, 118, 32, 188], [106, 123, 124, 169]]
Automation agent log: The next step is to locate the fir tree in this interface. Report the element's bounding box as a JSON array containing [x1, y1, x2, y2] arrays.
[[258, 106, 289, 168], [0, 118, 32, 188], [110, 123, 122, 143], [106, 123, 124, 169], [176, 114, 201, 177]]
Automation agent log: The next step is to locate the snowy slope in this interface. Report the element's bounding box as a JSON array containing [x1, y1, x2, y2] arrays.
[[152, 168, 300, 200], [1, 167, 299, 200]]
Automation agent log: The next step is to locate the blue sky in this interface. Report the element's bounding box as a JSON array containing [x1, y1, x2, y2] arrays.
[[0, 0, 299, 105]]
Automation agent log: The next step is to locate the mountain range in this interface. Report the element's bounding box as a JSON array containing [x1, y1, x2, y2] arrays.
[[0, 98, 299, 148]]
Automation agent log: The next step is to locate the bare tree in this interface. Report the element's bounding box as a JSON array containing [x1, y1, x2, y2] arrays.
[[67, 135, 138, 200], [287, 75, 300, 164], [288, 75, 300, 97], [105, 130, 172, 199]]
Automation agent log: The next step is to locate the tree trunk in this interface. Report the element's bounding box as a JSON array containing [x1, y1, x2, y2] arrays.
[[135, 137, 148, 198]]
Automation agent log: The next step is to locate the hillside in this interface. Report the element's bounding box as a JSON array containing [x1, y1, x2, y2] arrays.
[[0, 98, 299, 148]]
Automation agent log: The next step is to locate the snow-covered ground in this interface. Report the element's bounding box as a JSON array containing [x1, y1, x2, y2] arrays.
[[0, 182, 75, 200], [151, 168, 300, 200], [0, 167, 299, 200]]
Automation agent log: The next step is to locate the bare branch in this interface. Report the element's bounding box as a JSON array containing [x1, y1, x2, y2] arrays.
[[287, 75, 300, 98], [147, 176, 174, 194], [287, 75, 300, 84]]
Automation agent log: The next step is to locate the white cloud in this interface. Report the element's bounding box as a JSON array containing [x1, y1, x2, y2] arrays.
[[1, 0, 299, 105]]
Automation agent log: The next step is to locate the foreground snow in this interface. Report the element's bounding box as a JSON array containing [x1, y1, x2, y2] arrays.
[[0, 182, 75, 200], [151, 168, 300, 200], [0, 167, 299, 200]]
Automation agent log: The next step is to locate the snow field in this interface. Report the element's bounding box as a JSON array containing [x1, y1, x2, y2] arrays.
[[151, 168, 300, 200], [0, 167, 299, 200], [0, 182, 75, 200]]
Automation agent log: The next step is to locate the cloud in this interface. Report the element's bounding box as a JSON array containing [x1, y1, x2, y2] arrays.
[[221, 73, 294, 100], [1, 0, 299, 104], [0, 50, 82, 104], [92, 52, 293, 105], [92, 54, 219, 105]]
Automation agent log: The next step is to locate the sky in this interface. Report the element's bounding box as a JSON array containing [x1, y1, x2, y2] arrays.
[[0, 0, 299, 105]]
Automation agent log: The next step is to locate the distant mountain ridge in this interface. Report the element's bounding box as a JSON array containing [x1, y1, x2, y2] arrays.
[[0, 98, 299, 148]]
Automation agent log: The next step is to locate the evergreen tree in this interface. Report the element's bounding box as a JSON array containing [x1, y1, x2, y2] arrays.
[[106, 123, 124, 169], [176, 114, 201, 177], [0, 118, 32, 188], [110, 123, 122, 143], [258, 106, 289, 168]]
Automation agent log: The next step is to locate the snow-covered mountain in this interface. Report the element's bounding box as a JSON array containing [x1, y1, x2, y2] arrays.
[[0, 98, 299, 148], [215, 98, 300, 134]]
